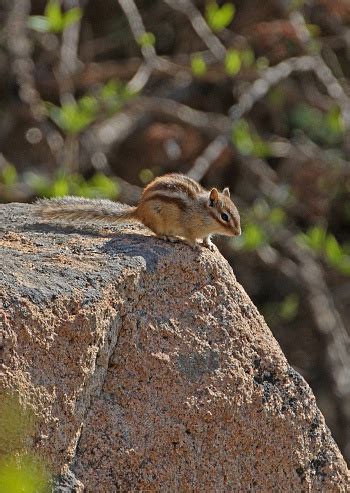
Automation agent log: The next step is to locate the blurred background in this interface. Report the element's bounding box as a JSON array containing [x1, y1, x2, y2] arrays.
[[1, 0, 349, 464]]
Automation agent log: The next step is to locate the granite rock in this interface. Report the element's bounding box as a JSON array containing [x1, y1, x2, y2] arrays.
[[1, 203, 349, 491]]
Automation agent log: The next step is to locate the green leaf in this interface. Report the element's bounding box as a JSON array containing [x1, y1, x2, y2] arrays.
[[269, 207, 286, 225], [290, 103, 344, 145], [51, 176, 70, 197], [137, 32, 156, 47], [296, 226, 350, 276], [232, 119, 254, 155], [100, 80, 134, 112], [206, 2, 235, 32], [191, 54, 207, 77], [252, 139, 271, 158], [268, 87, 285, 107], [326, 106, 344, 136], [139, 168, 154, 184], [289, 0, 305, 9], [240, 48, 255, 68], [256, 57, 269, 70], [325, 234, 343, 266], [27, 16, 50, 32], [232, 119, 271, 157], [100, 80, 120, 100], [0, 454, 50, 493], [306, 23, 321, 38], [1, 164, 17, 186], [45, 0, 64, 33], [225, 49, 241, 76], [337, 257, 350, 276], [79, 95, 99, 114], [62, 7, 82, 29], [305, 226, 327, 253], [47, 98, 97, 134], [88, 173, 119, 199], [0, 395, 35, 452], [279, 294, 299, 321], [241, 223, 266, 250]]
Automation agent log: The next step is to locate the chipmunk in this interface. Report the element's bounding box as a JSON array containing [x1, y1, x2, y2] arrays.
[[37, 173, 241, 250]]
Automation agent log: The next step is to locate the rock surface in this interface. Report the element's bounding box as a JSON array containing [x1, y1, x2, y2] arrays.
[[1, 202, 349, 492]]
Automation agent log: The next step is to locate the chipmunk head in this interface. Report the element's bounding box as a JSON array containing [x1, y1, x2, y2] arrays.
[[207, 187, 241, 236]]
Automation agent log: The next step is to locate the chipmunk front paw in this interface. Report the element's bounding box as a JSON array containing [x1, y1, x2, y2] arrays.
[[160, 235, 180, 243], [202, 237, 215, 251]]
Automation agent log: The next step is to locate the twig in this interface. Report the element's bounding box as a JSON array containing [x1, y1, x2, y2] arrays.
[[254, 234, 350, 454], [134, 96, 230, 136], [282, 237, 350, 452], [118, 0, 157, 66], [229, 55, 350, 124], [6, 0, 44, 120], [163, 0, 226, 60], [190, 52, 350, 182], [5, 0, 62, 166], [58, 0, 82, 104], [187, 136, 228, 181], [57, 0, 82, 172], [118, 0, 175, 92], [290, 10, 350, 126]]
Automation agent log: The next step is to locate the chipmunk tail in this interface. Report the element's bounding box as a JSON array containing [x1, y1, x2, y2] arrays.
[[36, 197, 138, 224]]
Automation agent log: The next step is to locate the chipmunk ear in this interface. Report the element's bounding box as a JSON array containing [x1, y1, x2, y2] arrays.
[[223, 187, 230, 197], [209, 188, 219, 206]]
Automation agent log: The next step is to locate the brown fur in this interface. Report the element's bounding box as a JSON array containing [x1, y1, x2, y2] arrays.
[[37, 173, 240, 247], [143, 174, 203, 199], [141, 192, 188, 210]]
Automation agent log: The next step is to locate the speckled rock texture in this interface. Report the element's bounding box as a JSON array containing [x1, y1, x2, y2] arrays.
[[1, 202, 349, 492]]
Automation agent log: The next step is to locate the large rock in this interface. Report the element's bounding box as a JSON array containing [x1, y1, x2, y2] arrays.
[[1, 202, 349, 491]]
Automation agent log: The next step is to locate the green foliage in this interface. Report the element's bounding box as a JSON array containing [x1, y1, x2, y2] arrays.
[[232, 119, 271, 157], [267, 87, 285, 107], [28, 0, 82, 33], [225, 49, 241, 75], [288, 0, 305, 10], [290, 104, 344, 145], [234, 199, 287, 252], [139, 168, 154, 184], [0, 395, 50, 493], [256, 57, 269, 70], [47, 97, 98, 135], [297, 226, 350, 275], [29, 171, 120, 199], [0, 163, 17, 187], [191, 54, 207, 77], [240, 48, 255, 68], [325, 234, 343, 265], [100, 80, 134, 113], [269, 207, 287, 225], [326, 106, 344, 135], [224, 48, 255, 75], [137, 32, 156, 47], [47, 81, 133, 134], [263, 293, 300, 325], [235, 222, 266, 250], [279, 293, 299, 321], [305, 23, 321, 38], [206, 2, 235, 32], [0, 395, 34, 453], [192, 47, 254, 78], [298, 225, 326, 254], [0, 455, 50, 493]]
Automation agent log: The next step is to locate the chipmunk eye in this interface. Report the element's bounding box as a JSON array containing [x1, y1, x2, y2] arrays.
[[221, 213, 229, 222]]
